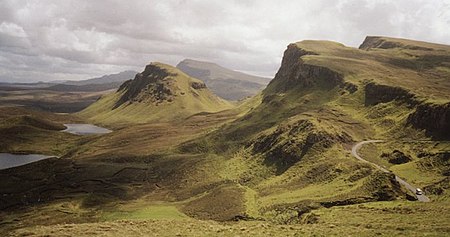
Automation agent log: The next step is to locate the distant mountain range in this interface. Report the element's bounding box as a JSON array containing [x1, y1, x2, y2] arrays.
[[1, 62, 270, 101], [62, 70, 138, 86], [0, 70, 138, 92], [177, 59, 271, 100]]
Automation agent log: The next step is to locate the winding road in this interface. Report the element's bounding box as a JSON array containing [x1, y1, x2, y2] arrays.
[[351, 140, 430, 202]]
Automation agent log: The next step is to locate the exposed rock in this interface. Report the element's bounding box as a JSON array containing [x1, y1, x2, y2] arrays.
[[424, 177, 449, 195], [341, 82, 358, 93], [418, 151, 450, 176], [364, 172, 403, 201], [407, 102, 450, 140], [267, 44, 343, 93], [251, 119, 351, 174], [364, 82, 417, 106], [190, 81, 207, 90], [115, 63, 173, 108], [381, 150, 412, 164], [359, 36, 434, 51]]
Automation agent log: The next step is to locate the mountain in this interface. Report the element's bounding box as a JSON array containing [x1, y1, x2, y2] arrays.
[[176, 59, 271, 100], [181, 36, 450, 220], [63, 70, 137, 86], [0, 70, 137, 92], [45, 70, 138, 92], [78, 62, 233, 125]]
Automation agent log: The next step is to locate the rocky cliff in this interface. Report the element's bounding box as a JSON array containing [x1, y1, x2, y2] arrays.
[[266, 43, 343, 93], [407, 102, 450, 139], [364, 82, 417, 106], [359, 36, 434, 51]]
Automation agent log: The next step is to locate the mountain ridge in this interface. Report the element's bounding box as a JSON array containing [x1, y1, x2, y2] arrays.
[[177, 59, 271, 100]]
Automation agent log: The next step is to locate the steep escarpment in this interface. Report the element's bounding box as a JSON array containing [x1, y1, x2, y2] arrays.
[[266, 43, 343, 93], [359, 36, 435, 51], [364, 82, 417, 106], [407, 102, 450, 139], [78, 62, 233, 125]]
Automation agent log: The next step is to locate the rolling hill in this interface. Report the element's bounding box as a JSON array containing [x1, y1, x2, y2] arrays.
[[177, 59, 271, 100], [78, 62, 234, 125]]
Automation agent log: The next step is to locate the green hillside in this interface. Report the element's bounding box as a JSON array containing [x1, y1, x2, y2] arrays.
[[78, 62, 234, 126], [178, 36, 450, 225]]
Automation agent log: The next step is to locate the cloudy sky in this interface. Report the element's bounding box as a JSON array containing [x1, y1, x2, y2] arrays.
[[1, 0, 449, 82]]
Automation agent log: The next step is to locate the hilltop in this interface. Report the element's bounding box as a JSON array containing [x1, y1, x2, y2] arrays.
[[78, 62, 233, 125], [177, 59, 270, 100]]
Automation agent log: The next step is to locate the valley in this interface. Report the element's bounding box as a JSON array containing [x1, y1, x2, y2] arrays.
[[0, 36, 449, 236]]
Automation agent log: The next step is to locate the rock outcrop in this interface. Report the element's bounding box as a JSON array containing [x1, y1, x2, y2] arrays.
[[267, 44, 343, 93], [251, 118, 351, 174], [407, 102, 450, 140], [364, 82, 417, 106], [359, 36, 434, 51], [381, 150, 412, 164]]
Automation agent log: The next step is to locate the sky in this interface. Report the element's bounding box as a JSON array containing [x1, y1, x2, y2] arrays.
[[1, 0, 449, 83]]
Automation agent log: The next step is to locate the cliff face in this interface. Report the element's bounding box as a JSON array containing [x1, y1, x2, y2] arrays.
[[364, 82, 449, 139], [407, 103, 450, 139], [359, 36, 434, 51], [364, 82, 417, 106], [267, 44, 343, 93]]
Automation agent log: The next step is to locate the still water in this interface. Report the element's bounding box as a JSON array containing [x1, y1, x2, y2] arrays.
[[63, 124, 112, 135], [0, 153, 55, 170]]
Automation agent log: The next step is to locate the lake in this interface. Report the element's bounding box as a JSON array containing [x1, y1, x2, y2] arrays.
[[0, 153, 55, 170], [63, 124, 112, 135]]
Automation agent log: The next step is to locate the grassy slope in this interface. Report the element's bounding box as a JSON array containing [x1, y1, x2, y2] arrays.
[[171, 37, 450, 230], [0, 107, 82, 155], [297, 39, 450, 103]]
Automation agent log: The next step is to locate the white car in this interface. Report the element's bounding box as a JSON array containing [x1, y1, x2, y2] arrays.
[[415, 188, 423, 195]]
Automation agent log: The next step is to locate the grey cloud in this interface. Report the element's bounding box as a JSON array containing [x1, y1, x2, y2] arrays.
[[0, 0, 449, 82]]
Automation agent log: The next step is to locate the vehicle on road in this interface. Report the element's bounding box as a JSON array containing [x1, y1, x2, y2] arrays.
[[416, 188, 423, 195]]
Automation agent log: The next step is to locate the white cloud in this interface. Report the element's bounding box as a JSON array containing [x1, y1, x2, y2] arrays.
[[0, 22, 27, 37], [0, 0, 449, 82]]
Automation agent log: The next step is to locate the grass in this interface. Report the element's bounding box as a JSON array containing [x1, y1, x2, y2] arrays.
[[295, 38, 450, 103], [312, 199, 450, 236], [358, 140, 449, 190], [102, 204, 188, 221]]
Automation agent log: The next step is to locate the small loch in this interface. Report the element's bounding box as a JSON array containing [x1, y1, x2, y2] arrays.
[[63, 124, 112, 135], [0, 153, 55, 170]]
